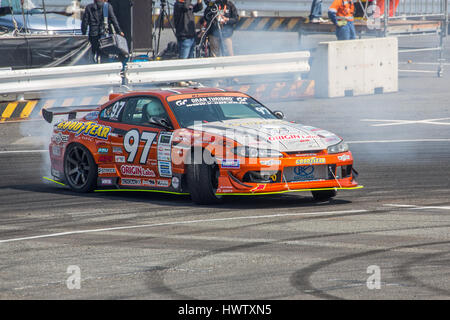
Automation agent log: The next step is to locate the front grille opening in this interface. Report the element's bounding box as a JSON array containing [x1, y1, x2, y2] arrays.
[[327, 165, 337, 180], [336, 165, 352, 179], [243, 170, 281, 183]]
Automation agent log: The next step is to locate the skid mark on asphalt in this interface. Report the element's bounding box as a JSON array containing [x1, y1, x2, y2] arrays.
[[396, 250, 450, 297], [290, 240, 450, 300]]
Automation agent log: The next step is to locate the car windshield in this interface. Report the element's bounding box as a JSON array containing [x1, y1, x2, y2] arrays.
[[167, 94, 277, 128]]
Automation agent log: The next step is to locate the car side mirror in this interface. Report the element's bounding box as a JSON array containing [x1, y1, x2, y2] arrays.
[[273, 111, 284, 119]]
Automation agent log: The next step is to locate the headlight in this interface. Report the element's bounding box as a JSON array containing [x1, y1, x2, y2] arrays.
[[233, 146, 282, 158], [327, 141, 349, 154]]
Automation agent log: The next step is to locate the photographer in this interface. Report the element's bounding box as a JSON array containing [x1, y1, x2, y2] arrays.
[[174, 0, 204, 59], [204, 0, 238, 57]]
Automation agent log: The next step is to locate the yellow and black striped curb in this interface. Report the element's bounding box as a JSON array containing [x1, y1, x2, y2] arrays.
[[155, 15, 309, 32], [0, 95, 110, 123], [0, 80, 314, 122]]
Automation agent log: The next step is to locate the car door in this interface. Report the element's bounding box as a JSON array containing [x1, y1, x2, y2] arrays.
[[99, 95, 174, 187]]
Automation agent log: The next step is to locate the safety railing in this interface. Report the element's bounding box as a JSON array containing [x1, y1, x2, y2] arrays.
[[0, 63, 124, 96], [0, 51, 311, 97], [125, 51, 310, 85]]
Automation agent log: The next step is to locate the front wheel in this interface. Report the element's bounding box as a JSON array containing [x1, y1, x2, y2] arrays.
[[64, 143, 97, 193], [311, 189, 337, 201], [186, 153, 223, 205]]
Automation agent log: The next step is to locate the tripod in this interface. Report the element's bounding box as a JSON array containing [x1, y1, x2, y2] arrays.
[[153, 0, 177, 58]]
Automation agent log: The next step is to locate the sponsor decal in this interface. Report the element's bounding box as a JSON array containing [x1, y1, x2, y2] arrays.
[[98, 167, 116, 175], [158, 161, 172, 177], [268, 134, 320, 142], [121, 178, 141, 186], [260, 159, 281, 166], [120, 165, 155, 177], [51, 168, 61, 178], [296, 157, 326, 165], [98, 155, 113, 163], [338, 154, 351, 161], [159, 133, 173, 145], [217, 188, 234, 193], [56, 121, 111, 140], [171, 177, 180, 189], [294, 153, 317, 157], [157, 179, 170, 187], [293, 165, 315, 179], [113, 147, 123, 154], [142, 179, 156, 186], [52, 145, 61, 156], [98, 147, 109, 154], [85, 111, 99, 121], [158, 133, 173, 161], [52, 132, 69, 144], [250, 184, 266, 192], [221, 159, 240, 169], [157, 146, 171, 161], [100, 178, 114, 186], [115, 155, 126, 163]]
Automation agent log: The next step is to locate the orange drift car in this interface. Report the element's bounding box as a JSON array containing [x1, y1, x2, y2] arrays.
[[43, 87, 361, 204]]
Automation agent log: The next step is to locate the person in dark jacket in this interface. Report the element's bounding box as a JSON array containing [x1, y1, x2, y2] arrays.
[[81, 0, 124, 63], [203, 0, 238, 56], [174, 0, 203, 59]]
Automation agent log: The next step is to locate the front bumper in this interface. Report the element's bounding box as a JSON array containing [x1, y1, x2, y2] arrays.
[[215, 152, 361, 195]]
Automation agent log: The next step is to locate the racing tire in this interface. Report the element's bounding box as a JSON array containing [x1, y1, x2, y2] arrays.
[[186, 151, 223, 205], [312, 189, 337, 201], [64, 143, 97, 193]]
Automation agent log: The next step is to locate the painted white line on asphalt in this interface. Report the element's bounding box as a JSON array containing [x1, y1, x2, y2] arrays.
[[347, 138, 450, 144], [361, 118, 450, 127], [385, 204, 450, 210], [0, 209, 367, 244], [0, 150, 48, 154]]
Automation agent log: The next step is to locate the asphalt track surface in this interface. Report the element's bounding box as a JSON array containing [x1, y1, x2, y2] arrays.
[[0, 36, 449, 300]]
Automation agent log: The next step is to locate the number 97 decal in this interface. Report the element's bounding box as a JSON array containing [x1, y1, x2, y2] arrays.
[[124, 130, 158, 164]]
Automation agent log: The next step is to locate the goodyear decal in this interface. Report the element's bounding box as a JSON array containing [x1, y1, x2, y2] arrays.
[[296, 158, 326, 165], [56, 121, 111, 140]]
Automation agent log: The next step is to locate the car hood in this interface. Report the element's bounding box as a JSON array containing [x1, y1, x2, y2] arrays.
[[188, 119, 342, 152]]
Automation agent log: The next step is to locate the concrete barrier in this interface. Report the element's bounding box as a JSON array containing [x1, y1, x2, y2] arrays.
[[310, 37, 398, 98]]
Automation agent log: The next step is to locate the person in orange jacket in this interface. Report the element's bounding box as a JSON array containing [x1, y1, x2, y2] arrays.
[[377, 0, 400, 17], [328, 0, 356, 40]]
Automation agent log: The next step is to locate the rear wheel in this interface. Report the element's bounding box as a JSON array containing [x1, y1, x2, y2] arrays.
[[186, 151, 223, 205], [312, 189, 337, 201], [64, 143, 97, 193]]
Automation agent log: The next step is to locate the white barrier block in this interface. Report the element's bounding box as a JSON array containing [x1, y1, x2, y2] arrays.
[[311, 37, 398, 98]]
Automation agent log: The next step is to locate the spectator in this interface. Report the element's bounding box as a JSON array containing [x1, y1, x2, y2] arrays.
[[328, 0, 356, 41], [377, 0, 400, 17], [81, 0, 124, 63], [309, 0, 326, 23], [174, 0, 204, 59], [204, 0, 238, 57]]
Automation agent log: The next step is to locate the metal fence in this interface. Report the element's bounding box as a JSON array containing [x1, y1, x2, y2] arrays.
[[389, 0, 448, 18]]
